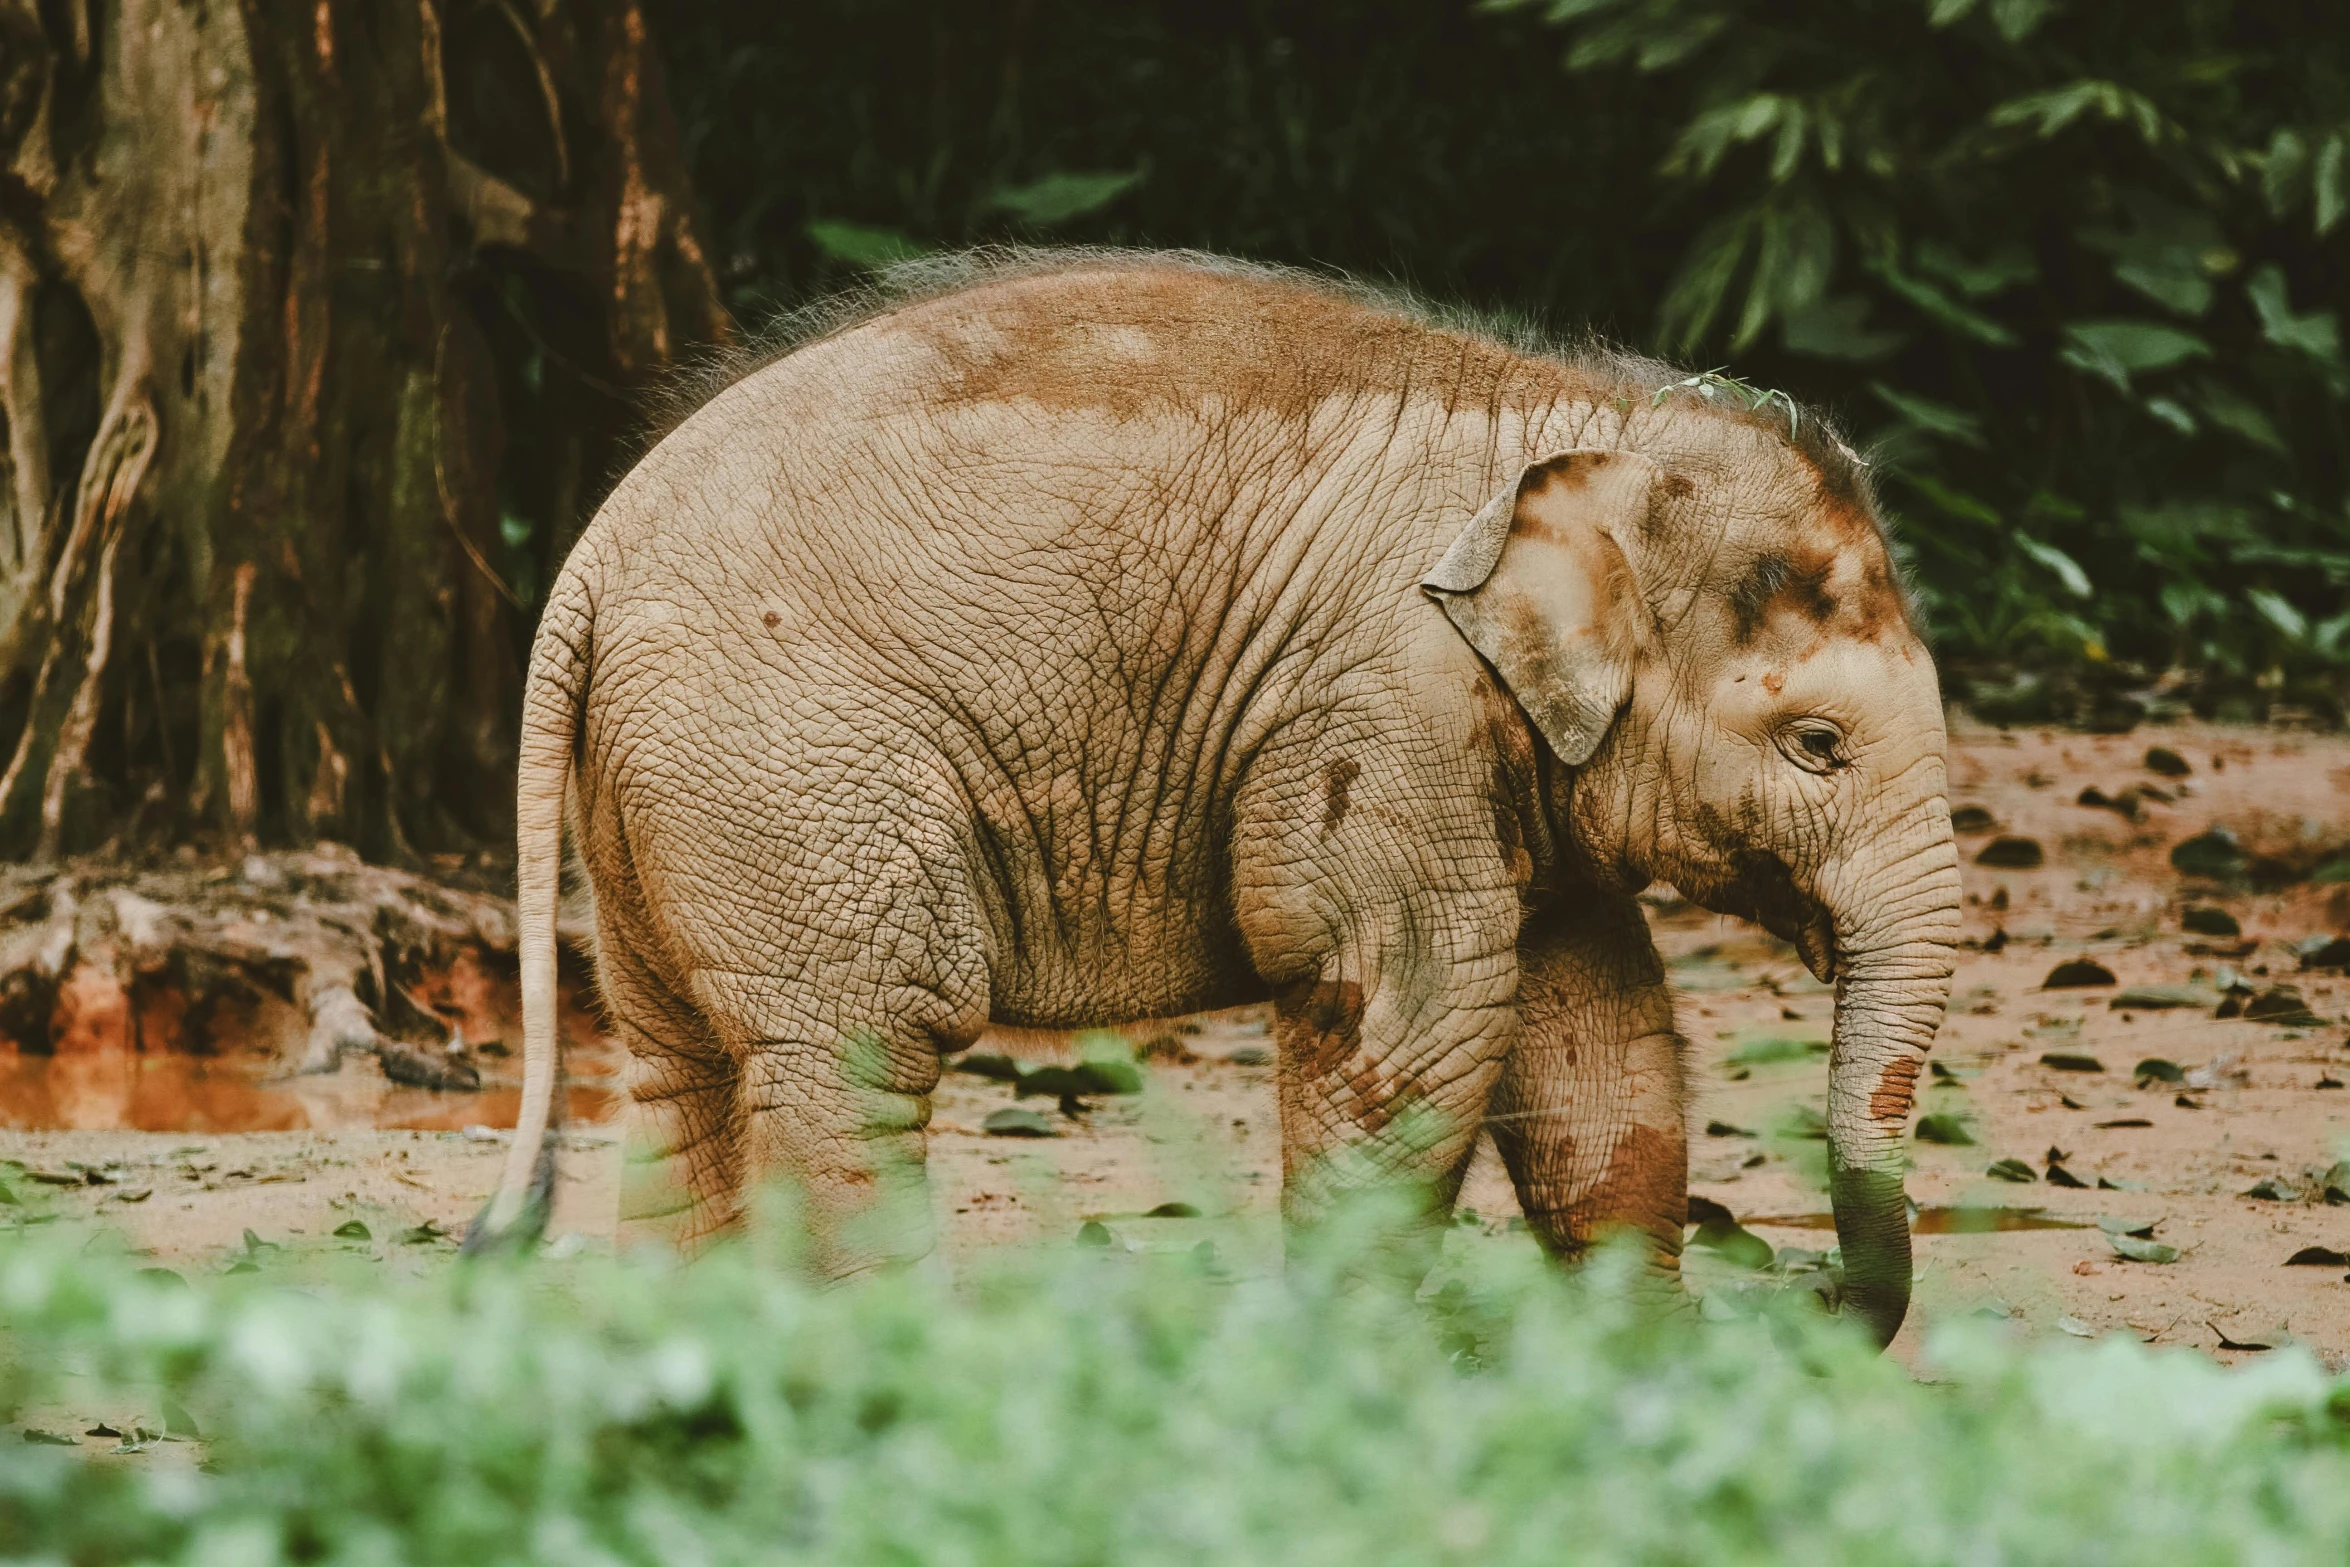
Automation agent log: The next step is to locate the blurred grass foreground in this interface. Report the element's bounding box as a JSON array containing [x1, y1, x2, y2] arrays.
[[9, 1199, 2350, 1563]]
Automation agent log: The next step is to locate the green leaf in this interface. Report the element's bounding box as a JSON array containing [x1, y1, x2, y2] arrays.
[[2059, 321, 2212, 390], [1870, 259, 2017, 346], [1659, 216, 1752, 350], [1915, 1113, 1976, 1145], [988, 170, 1144, 226], [2113, 261, 2212, 318], [2191, 382, 2286, 452], [1989, 82, 2165, 145], [2143, 397, 2195, 435], [1872, 383, 1986, 447], [2263, 128, 2311, 217], [2245, 265, 2341, 365], [2246, 589, 2308, 642], [1726, 1035, 1827, 1066], [2014, 535, 2092, 598], [1900, 474, 2003, 530], [1914, 241, 2036, 299], [806, 220, 928, 270], [1988, 0, 2051, 40], [1781, 296, 1906, 360], [1985, 1158, 2038, 1183], [332, 1219, 371, 1241], [2316, 133, 2346, 236], [2108, 1232, 2180, 1264]]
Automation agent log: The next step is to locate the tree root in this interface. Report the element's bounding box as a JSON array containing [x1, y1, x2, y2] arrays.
[[0, 847, 581, 1092]]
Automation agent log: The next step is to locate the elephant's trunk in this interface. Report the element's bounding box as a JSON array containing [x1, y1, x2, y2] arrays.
[[1822, 829, 1961, 1346]]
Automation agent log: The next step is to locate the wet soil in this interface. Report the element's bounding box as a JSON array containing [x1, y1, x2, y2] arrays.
[[8, 718, 2349, 1365]]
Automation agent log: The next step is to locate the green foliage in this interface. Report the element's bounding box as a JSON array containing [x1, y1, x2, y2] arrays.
[[9, 1214, 2350, 1561], [1481, 0, 2350, 711], [661, 3, 2350, 718]]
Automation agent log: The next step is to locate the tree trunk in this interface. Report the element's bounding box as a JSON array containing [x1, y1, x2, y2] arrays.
[[0, 0, 724, 865]]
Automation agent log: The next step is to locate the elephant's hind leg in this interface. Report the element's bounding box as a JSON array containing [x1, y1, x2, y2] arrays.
[[679, 782, 992, 1278], [691, 961, 982, 1278], [600, 938, 745, 1254], [1489, 894, 1689, 1266]]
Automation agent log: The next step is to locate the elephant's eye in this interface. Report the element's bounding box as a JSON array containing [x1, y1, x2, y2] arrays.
[[1778, 722, 1848, 773]]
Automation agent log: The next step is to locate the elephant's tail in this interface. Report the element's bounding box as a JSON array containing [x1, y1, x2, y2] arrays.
[[465, 553, 598, 1255]]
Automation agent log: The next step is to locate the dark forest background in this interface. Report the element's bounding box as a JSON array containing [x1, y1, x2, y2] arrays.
[[2, 0, 2345, 861]]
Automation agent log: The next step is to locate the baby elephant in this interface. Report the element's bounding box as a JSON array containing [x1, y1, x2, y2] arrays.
[[480, 251, 1958, 1345]]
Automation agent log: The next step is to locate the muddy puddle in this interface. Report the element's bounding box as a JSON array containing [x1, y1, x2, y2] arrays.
[[0, 1048, 621, 1133], [0, 956, 624, 1134]]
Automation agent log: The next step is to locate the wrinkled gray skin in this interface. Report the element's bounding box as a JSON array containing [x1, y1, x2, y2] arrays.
[[483, 254, 1960, 1345]]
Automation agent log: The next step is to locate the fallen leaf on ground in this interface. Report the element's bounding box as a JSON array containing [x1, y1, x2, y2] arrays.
[[2094, 1117, 2153, 1129], [2077, 786, 2141, 819], [2143, 746, 2191, 777], [2109, 986, 2204, 1010], [1143, 1201, 1201, 1218], [1685, 1196, 1776, 1270], [332, 1219, 371, 1240], [1075, 1220, 1113, 1247], [1704, 1120, 1755, 1137], [1915, 1113, 1976, 1145], [1986, 1158, 2037, 1182], [2180, 906, 2240, 937], [2109, 1233, 2180, 1263], [2045, 1163, 2090, 1189], [2297, 935, 2350, 969], [2132, 1058, 2185, 1084], [982, 1107, 1057, 1138], [2242, 986, 2324, 1026], [2056, 1315, 2096, 1337], [1977, 836, 2045, 868], [2039, 1052, 2106, 1072], [2243, 1178, 2305, 1201], [2171, 828, 2246, 880], [20, 1429, 77, 1445], [1950, 805, 1997, 833], [2283, 1246, 2350, 1267], [2042, 960, 2116, 989], [2097, 1216, 2158, 1238]]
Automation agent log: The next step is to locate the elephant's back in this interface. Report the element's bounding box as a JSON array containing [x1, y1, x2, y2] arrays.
[[725, 255, 1589, 438]]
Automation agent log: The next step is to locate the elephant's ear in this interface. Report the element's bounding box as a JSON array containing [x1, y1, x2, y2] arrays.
[[1421, 449, 1655, 766]]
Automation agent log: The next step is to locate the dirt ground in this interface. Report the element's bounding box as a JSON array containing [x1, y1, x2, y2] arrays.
[[8, 717, 2350, 1365]]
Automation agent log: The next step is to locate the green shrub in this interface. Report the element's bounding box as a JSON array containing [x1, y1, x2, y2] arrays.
[[7, 1206, 2350, 1563]]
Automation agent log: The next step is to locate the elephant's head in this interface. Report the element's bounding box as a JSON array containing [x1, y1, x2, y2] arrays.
[[1424, 427, 1959, 1346]]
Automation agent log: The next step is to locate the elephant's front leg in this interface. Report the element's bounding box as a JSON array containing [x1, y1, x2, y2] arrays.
[[1265, 895, 1524, 1222], [1488, 893, 1688, 1265]]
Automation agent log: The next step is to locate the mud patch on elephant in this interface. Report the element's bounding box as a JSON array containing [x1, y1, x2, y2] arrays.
[[1344, 1059, 1396, 1133], [1868, 1054, 1922, 1121], [1574, 1122, 1684, 1249], [1319, 758, 1359, 837], [1278, 977, 1364, 1077]]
